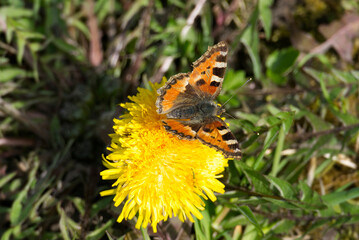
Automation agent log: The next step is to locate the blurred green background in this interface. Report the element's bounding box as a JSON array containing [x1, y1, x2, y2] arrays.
[[1, 0, 359, 239]]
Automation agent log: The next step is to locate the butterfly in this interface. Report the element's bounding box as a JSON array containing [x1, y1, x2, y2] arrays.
[[156, 41, 241, 158]]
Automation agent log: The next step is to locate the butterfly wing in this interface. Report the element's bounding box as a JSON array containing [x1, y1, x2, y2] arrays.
[[196, 118, 241, 158], [189, 41, 228, 99], [156, 73, 201, 114], [157, 42, 238, 158], [156, 41, 228, 115], [161, 119, 201, 140]]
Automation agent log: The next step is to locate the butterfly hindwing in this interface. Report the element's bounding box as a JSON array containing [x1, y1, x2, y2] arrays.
[[189, 41, 228, 99], [161, 119, 201, 140], [196, 118, 241, 158]]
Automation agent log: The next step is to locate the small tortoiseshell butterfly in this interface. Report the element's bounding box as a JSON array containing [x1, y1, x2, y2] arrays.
[[156, 41, 241, 158]]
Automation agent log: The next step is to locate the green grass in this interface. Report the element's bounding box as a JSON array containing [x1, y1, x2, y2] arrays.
[[1, 0, 359, 239]]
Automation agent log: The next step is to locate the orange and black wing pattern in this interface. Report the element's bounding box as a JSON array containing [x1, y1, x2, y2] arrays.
[[156, 73, 198, 114], [196, 118, 241, 158], [161, 119, 201, 140], [156, 42, 228, 114], [188, 41, 228, 99]]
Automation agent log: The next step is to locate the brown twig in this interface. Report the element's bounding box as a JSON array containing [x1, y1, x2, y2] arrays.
[[123, 0, 154, 88], [226, 184, 359, 227], [0, 41, 17, 54], [251, 208, 359, 223], [151, 0, 207, 83], [288, 123, 359, 142], [0, 97, 48, 141], [225, 184, 285, 200], [237, 82, 355, 96], [0, 138, 36, 147], [180, 0, 207, 38], [86, 0, 103, 66]]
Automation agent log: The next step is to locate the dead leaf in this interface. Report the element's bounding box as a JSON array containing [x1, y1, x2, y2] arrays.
[[311, 13, 359, 62], [290, 24, 319, 52]]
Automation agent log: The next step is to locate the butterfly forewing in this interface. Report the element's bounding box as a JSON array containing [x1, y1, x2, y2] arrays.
[[156, 73, 195, 114], [189, 41, 228, 99]]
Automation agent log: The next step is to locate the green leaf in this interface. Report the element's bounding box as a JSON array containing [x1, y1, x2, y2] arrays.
[[201, 4, 212, 44], [271, 112, 294, 176], [304, 219, 332, 235], [52, 39, 85, 62], [95, 0, 113, 24], [10, 189, 27, 226], [332, 69, 357, 83], [350, 70, 359, 80], [1, 228, 14, 240], [266, 48, 299, 74], [0, 172, 16, 188], [322, 188, 359, 206], [266, 47, 299, 85], [240, 7, 261, 79], [231, 198, 269, 206], [222, 69, 247, 92], [253, 125, 279, 170], [330, 108, 359, 125], [140, 227, 151, 240], [122, 0, 148, 29], [271, 126, 284, 176], [304, 67, 336, 85], [269, 220, 295, 234], [16, 35, 26, 64], [194, 217, 209, 240], [285, 135, 332, 181], [238, 162, 273, 195], [10, 160, 39, 226], [259, 0, 273, 39], [241, 129, 260, 149], [71, 19, 90, 39], [236, 112, 260, 124], [85, 220, 114, 240], [0, 7, 33, 18], [276, 112, 294, 134], [236, 206, 263, 236], [242, 224, 260, 240], [304, 111, 332, 131], [194, 204, 212, 240], [71, 197, 85, 216], [221, 214, 248, 229], [17, 31, 45, 40], [58, 204, 72, 240], [90, 197, 112, 217], [299, 181, 315, 203], [0, 57, 9, 65], [263, 198, 298, 209], [29, 43, 39, 81], [266, 176, 297, 200], [14, 226, 37, 239]]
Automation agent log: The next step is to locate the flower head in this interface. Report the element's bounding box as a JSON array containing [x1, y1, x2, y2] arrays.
[[100, 80, 229, 232]]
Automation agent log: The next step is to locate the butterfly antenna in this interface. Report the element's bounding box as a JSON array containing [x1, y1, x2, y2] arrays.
[[221, 78, 259, 135], [223, 112, 237, 120], [221, 77, 252, 108]]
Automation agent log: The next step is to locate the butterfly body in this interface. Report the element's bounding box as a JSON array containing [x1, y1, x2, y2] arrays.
[[156, 42, 241, 158], [166, 100, 221, 123]]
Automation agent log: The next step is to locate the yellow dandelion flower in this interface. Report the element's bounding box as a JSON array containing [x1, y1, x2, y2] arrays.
[[100, 80, 229, 232]]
